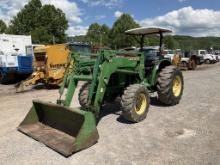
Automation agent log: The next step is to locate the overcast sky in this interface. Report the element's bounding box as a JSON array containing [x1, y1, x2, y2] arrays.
[[0, 0, 220, 37]]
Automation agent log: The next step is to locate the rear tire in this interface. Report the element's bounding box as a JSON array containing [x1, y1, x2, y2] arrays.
[[181, 61, 187, 69], [157, 65, 184, 105], [78, 82, 90, 108], [121, 84, 150, 122], [0, 71, 8, 84], [205, 59, 211, 64], [0, 71, 4, 84], [188, 59, 196, 70]]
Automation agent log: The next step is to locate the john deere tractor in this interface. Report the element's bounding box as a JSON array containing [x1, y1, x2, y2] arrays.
[[18, 27, 184, 156]]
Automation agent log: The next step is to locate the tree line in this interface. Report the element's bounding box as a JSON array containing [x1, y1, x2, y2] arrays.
[[69, 14, 220, 50], [0, 0, 220, 50], [71, 20, 220, 51]]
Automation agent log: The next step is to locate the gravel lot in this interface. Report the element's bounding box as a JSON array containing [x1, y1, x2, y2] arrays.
[[0, 63, 220, 165]]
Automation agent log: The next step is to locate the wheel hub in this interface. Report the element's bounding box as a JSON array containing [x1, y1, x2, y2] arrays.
[[134, 93, 147, 115]]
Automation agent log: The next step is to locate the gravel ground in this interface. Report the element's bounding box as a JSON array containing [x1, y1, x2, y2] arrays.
[[0, 63, 220, 165]]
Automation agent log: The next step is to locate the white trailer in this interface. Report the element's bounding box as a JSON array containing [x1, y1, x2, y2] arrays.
[[0, 34, 33, 83]]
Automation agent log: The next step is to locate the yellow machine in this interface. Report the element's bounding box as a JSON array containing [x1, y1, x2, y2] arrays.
[[172, 54, 181, 66], [163, 49, 182, 67], [16, 44, 70, 92]]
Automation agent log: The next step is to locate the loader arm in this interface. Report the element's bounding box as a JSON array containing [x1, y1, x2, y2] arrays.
[[59, 50, 145, 116], [58, 52, 95, 107], [91, 52, 145, 115]]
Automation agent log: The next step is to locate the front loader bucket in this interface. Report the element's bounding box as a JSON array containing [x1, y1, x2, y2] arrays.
[[18, 100, 99, 157]]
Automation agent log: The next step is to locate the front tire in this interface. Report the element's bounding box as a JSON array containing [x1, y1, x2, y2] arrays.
[[205, 59, 211, 64], [0, 71, 8, 84], [157, 65, 184, 105], [0, 71, 4, 84], [181, 61, 187, 69], [188, 59, 196, 70], [121, 84, 150, 122], [78, 82, 90, 108]]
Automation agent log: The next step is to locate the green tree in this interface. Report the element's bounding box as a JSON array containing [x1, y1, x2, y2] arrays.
[[7, 0, 68, 43], [8, 0, 42, 34], [86, 23, 110, 46], [31, 27, 52, 44], [37, 5, 68, 43], [164, 36, 179, 49], [68, 35, 88, 43], [0, 20, 7, 33], [110, 14, 139, 49], [146, 35, 160, 46], [86, 23, 101, 45], [100, 24, 110, 46]]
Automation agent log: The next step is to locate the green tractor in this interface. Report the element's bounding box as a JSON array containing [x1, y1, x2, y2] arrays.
[[18, 27, 184, 156]]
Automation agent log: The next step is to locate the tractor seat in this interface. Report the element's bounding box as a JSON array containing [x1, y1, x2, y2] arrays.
[[142, 48, 159, 67]]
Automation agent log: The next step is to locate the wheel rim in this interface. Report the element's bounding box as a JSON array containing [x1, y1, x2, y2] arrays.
[[134, 93, 147, 115], [172, 75, 182, 97]]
